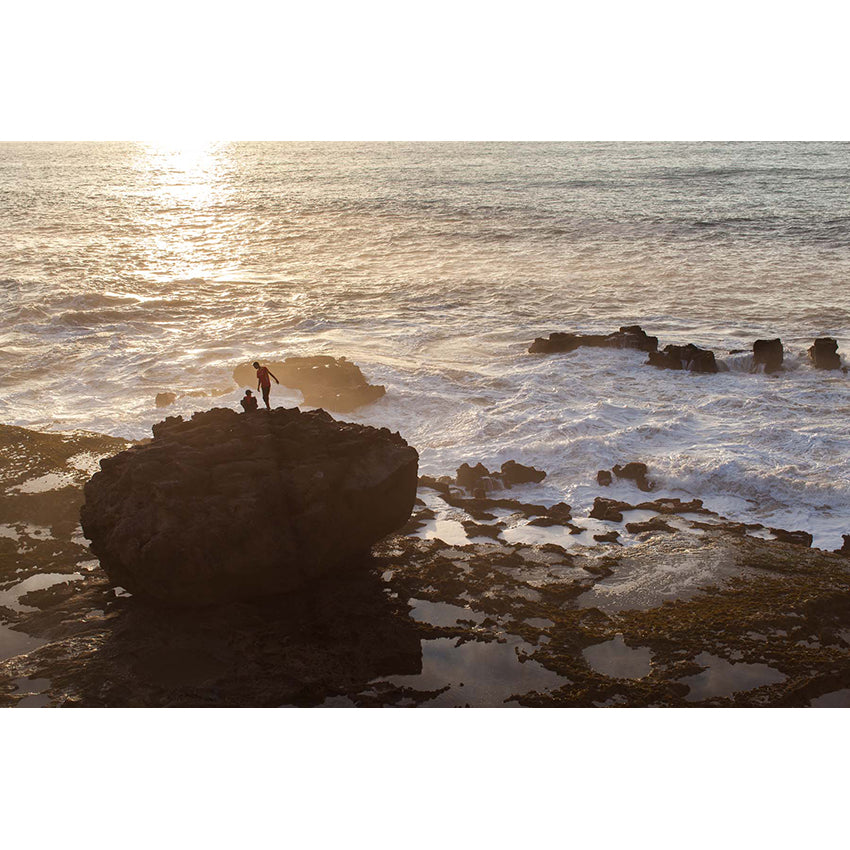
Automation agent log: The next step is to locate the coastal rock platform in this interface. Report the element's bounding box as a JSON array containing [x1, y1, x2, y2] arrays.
[[2, 422, 850, 707]]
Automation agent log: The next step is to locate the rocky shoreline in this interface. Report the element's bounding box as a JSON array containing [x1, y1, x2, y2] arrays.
[[2, 418, 850, 707]]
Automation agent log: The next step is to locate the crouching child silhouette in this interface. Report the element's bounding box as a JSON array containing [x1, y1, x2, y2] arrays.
[[240, 389, 259, 412]]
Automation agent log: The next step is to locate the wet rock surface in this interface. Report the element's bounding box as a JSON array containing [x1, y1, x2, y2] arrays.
[[808, 338, 842, 370], [528, 325, 658, 354], [4, 422, 850, 707], [648, 343, 718, 373], [80, 408, 419, 606], [155, 392, 177, 408], [454, 460, 546, 493], [233, 356, 386, 412], [611, 462, 654, 492], [753, 338, 784, 373]]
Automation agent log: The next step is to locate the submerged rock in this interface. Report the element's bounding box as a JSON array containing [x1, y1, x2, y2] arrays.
[[808, 338, 842, 370], [80, 407, 418, 606], [528, 325, 658, 354], [647, 343, 718, 373], [155, 392, 177, 408], [233, 356, 386, 412], [753, 338, 784, 373]]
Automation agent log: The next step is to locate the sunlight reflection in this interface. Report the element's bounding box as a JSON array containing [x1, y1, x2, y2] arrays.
[[131, 141, 235, 281]]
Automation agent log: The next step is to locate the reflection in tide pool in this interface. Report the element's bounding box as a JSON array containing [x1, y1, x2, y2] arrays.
[[681, 652, 786, 702], [413, 519, 472, 547], [810, 689, 850, 707], [0, 572, 84, 613], [408, 598, 486, 627], [12, 677, 52, 708], [0, 622, 45, 662], [583, 635, 653, 680], [385, 635, 565, 707]]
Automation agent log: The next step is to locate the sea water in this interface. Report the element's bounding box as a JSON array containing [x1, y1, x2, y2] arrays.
[[1, 142, 848, 548]]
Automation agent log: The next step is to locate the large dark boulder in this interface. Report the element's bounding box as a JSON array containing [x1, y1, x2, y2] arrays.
[[528, 325, 658, 354], [233, 356, 386, 412], [753, 338, 784, 373], [80, 407, 418, 606], [808, 338, 842, 370], [647, 344, 718, 373]]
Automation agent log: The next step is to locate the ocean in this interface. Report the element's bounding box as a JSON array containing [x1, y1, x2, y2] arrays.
[[1, 141, 849, 548]]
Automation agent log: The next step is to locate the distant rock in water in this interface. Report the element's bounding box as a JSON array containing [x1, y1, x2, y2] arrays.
[[808, 338, 842, 370], [233, 356, 386, 412], [612, 462, 654, 492], [753, 338, 783, 373], [528, 325, 658, 354], [155, 392, 177, 408], [647, 344, 718, 373], [80, 407, 418, 606]]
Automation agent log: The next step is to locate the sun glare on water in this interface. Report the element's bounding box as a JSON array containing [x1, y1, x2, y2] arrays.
[[130, 141, 235, 282]]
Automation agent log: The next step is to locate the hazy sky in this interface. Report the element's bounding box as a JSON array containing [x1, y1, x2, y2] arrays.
[[2, 0, 846, 140]]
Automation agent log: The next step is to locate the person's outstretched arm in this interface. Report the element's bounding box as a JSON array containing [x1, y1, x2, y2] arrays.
[[268, 370, 280, 384]]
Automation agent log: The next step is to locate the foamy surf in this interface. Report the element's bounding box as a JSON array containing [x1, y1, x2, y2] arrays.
[[2, 142, 849, 550]]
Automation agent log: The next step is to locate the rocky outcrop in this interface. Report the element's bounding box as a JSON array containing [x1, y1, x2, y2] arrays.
[[80, 407, 418, 606], [625, 517, 675, 534], [753, 338, 784, 373], [155, 392, 177, 408], [808, 338, 842, 370], [612, 462, 654, 492], [589, 497, 635, 522], [455, 460, 546, 495], [769, 527, 813, 547], [647, 344, 718, 373], [595, 462, 654, 492], [529, 325, 658, 354], [233, 356, 386, 412]]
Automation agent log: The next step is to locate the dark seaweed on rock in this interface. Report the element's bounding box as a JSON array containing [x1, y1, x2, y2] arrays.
[[80, 407, 418, 606]]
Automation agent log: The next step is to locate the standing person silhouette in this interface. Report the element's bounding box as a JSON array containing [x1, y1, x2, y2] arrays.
[[253, 361, 280, 409]]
